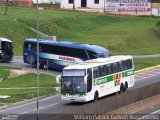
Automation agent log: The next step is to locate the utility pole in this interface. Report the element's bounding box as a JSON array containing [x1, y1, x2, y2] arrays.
[[36, 0, 40, 119], [4, 0, 9, 15], [73, 0, 75, 10], [104, 0, 105, 13]]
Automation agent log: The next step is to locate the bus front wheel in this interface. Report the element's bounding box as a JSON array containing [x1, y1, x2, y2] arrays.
[[94, 91, 99, 101]]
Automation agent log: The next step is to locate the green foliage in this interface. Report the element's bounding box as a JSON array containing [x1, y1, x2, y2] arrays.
[[0, 87, 55, 103], [155, 21, 160, 31], [0, 66, 21, 80], [134, 58, 160, 70], [0, 67, 58, 103], [0, 73, 58, 88], [0, 7, 160, 55]]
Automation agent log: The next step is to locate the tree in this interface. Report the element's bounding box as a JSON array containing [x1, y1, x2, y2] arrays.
[[4, 0, 9, 15]]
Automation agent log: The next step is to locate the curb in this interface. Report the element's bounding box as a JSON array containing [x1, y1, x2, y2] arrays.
[[135, 65, 160, 73]]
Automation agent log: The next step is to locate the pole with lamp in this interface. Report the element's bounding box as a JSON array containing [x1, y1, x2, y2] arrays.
[[73, 0, 75, 10], [36, 0, 40, 119]]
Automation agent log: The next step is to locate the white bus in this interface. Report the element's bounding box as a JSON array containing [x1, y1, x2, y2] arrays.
[[57, 55, 134, 102]]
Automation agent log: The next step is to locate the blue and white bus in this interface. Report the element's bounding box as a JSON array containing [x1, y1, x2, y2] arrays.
[[23, 38, 111, 71], [0, 38, 13, 62]]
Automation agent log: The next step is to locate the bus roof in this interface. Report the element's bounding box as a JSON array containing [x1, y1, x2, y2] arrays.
[[0, 38, 12, 42], [64, 55, 133, 70], [24, 38, 109, 53]]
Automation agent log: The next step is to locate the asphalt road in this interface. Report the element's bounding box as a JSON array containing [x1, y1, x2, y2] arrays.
[[0, 56, 60, 76], [0, 67, 159, 116], [135, 103, 160, 120], [0, 56, 160, 120]]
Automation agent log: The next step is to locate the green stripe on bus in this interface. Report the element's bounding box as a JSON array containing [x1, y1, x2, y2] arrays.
[[116, 74, 119, 79], [95, 69, 134, 86], [122, 70, 134, 78], [96, 75, 113, 85]]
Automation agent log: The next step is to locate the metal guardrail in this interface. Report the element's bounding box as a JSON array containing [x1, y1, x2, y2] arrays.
[[46, 81, 160, 120]]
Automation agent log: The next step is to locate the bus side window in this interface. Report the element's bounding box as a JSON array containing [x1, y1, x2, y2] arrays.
[[63, 47, 88, 60], [87, 50, 98, 59], [102, 65, 106, 76], [127, 59, 133, 69], [93, 67, 99, 78], [110, 64, 114, 74], [122, 61, 127, 70], [113, 63, 118, 73], [104, 64, 110, 75], [98, 66, 105, 77], [117, 62, 122, 72], [87, 68, 92, 93]]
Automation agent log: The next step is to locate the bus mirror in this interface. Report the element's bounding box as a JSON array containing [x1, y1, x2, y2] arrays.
[[84, 76, 87, 84], [56, 75, 61, 84]]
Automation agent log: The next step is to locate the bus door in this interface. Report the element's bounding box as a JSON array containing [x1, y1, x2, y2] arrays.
[[87, 68, 92, 93]]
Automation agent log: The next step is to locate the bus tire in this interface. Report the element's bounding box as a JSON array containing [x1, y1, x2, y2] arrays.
[[125, 82, 128, 90], [42, 62, 48, 70], [120, 83, 125, 93], [94, 91, 99, 101]]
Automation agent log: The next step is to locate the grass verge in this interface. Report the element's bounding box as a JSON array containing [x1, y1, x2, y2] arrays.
[[0, 67, 58, 103], [134, 57, 160, 71], [0, 7, 160, 55]]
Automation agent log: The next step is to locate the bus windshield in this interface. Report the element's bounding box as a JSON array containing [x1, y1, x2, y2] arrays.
[[97, 53, 109, 58], [62, 76, 86, 93]]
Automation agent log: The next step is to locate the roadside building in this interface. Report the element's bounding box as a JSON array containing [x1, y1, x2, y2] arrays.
[[61, 0, 153, 16], [32, 0, 60, 4], [13, 0, 33, 6], [0, 0, 33, 7], [61, 0, 104, 9]]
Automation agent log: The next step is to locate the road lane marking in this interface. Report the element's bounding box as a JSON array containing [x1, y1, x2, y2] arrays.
[[149, 69, 160, 72], [135, 75, 146, 78], [150, 109, 160, 114], [40, 94, 60, 102], [142, 71, 160, 74], [20, 111, 28, 114], [137, 109, 160, 120], [39, 107, 45, 110], [0, 94, 60, 113], [33, 107, 45, 111], [49, 103, 59, 107], [135, 74, 160, 81], [21, 102, 60, 114], [136, 73, 153, 76]]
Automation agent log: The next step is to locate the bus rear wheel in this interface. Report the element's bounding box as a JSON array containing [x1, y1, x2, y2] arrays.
[[94, 91, 99, 101], [125, 82, 128, 90], [120, 83, 125, 93], [42, 62, 48, 70]]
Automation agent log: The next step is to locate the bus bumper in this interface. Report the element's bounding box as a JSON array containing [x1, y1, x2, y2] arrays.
[[61, 96, 89, 102]]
